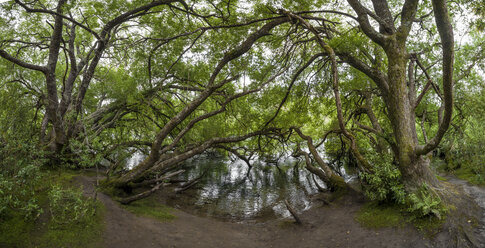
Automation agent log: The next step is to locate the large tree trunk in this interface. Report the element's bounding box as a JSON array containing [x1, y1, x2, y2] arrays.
[[386, 47, 439, 190]]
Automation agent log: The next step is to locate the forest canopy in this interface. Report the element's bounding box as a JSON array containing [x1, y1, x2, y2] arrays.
[[0, 0, 484, 245]]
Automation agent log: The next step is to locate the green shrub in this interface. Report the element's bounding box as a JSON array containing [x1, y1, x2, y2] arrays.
[[48, 185, 96, 228], [0, 140, 45, 220], [440, 116, 485, 185], [406, 183, 447, 220], [361, 153, 447, 224], [361, 153, 406, 204]]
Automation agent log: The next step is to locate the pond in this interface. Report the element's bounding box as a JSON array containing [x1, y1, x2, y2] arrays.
[[154, 153, 356, 221]]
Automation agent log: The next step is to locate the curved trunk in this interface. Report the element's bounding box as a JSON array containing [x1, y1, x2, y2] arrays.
[[293, 127, 347, 191]]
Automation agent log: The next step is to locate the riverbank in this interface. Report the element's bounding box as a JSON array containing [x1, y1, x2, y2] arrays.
[[75, 175, 485, 248]]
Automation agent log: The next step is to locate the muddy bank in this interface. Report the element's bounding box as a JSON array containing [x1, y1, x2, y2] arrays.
[[75, 175, 469, 248]]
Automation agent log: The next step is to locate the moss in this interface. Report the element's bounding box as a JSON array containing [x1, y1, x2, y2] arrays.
[[356, 201, 446, 237], [278, 219, 297, 229], [328, 174, 349, 200], [121, 197, 175, 222], [330, 174, 348, 190], [42, 169, 77, 186], [453, 167, 485, 186], [436, 175, 448, 181], [355, 202, 406, 229], [0, 210, 36, 248], [411, 214, 445, 237], [468, 216, 479, 228]]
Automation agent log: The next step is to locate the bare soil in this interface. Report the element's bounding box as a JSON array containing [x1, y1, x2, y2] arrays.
[[76, 175, 484, 248]]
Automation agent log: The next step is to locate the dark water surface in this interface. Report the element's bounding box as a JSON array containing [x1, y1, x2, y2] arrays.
[[164, 154, 355, 221], [124, 149, 356, 221]]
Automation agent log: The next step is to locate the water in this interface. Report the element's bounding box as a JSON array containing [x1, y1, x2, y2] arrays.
[[169, 155, 321, 220], [124, 150, 355, 221]]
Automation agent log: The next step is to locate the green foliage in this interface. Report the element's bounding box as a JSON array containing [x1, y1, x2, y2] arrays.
[[439, 75, 485, 185], [48, 185, 96, 227], [39, 200, 104, 248], [0, 140, 45, 220], [406, 184, 447, 220], [0, 169, 105, 248], [360, 155, 448, 223], [66, 137, 105, 169], [361, 153, 406, 204]]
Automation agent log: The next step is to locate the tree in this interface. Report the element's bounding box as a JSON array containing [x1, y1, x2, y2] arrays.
[[1, 1, 483, 229], [0, 0, 188, 156]]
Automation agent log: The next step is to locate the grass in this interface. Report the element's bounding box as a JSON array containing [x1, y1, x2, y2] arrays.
[[121, 197, 175, 222], [0, 209, 37, 248], [0, 170, 105, 248], [436, 175, 448, 181], [355, 202, 405, 229], [39, 201, 105, 248], [355, 201, 446, 237], [453, 167, 485, 186]]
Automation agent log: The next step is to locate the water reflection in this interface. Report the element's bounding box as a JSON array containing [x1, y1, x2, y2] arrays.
[[125, 151, 354, 220], [175, 155, 324, 220]]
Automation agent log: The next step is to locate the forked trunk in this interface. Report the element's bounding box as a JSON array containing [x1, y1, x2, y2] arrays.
[[386, 49, 439, 191]]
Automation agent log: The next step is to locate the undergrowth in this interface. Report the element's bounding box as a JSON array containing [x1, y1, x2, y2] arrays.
[[358, 152, 449, 235], [356, 201, 446, 236], [0, 169, 104, 248]]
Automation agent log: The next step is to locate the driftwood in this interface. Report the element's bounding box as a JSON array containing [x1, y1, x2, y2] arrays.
[[284, 200, 302, 225]]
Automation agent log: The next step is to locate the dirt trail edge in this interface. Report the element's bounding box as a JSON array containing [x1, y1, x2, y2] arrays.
[[76, 175, 482, 248]]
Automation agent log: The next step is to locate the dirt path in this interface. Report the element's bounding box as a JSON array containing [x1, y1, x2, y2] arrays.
[[444, 177, 485, 246], [76, 176, 483, 248]]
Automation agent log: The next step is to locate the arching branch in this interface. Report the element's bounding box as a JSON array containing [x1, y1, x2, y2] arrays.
[[416, 0, 454, 156]]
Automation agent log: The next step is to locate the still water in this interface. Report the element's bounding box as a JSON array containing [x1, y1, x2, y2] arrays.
[[124, 149, 355, 220], [162, 154, 355, 221]]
